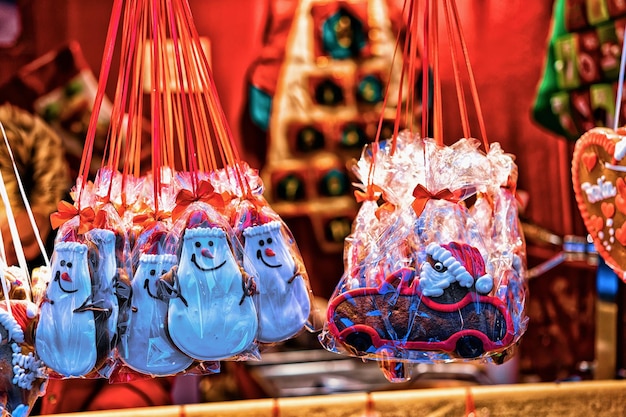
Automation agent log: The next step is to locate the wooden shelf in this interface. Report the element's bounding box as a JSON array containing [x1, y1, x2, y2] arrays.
[[41, 379, 626, 417]]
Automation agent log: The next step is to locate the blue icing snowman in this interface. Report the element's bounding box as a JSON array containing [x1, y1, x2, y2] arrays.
[[36, 241, 100, 377], [166, 212, 258, 360], [242, 220, 310, 343], [121, 252, 193, 375]]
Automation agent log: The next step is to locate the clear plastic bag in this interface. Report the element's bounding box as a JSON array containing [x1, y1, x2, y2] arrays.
[[36, 172, 130, 379], [320, 132, 528, 368], [160, 199, 260, 362], [231, 197, 316, 344]]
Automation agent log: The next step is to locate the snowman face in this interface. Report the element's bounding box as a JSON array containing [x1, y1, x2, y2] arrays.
[[49, 242, 91, 298], [137, 253, 177, 299], [182, 227, 232, 272], [242, 220, 295, 275], [254, 235, 282, 269]]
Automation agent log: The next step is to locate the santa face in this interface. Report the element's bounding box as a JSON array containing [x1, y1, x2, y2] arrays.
[[242, 221, 296, 283], [418, 242, 486, 297], [419, 259, 456, 298]]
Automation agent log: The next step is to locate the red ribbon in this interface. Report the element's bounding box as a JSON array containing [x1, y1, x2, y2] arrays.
[[354, 184, 383, 203], [411, 184, 459, 217], [133, 205, 170, 230], [354, 184, 397, 220], [50, 200, 103, 234], [172, 180, 227, 221]]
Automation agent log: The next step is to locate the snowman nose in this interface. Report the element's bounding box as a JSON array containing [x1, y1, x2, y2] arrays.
[[61, 272, 72, 282], [201, 248, 214, 258], [264, 248, 276, 257]]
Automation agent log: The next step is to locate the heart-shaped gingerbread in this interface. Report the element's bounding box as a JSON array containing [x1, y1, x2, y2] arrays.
[[572, 127, 626, 280]]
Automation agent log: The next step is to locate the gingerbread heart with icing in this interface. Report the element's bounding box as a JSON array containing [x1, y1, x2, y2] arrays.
[[572, 127, 626, 280]]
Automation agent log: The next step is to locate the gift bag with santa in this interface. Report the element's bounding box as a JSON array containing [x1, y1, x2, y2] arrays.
[[319, 0, 528, 382]]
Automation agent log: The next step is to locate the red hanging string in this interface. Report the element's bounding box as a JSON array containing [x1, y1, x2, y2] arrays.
[[442, 0, 470, 140], [447, 0, 489, 151], [405, 0, 420, 134], [77, 0, 124, 209], [421, 0, 430, 139], [177, 0, 252, 196], [431, 0, 444, 146], [390, 0, 412, 153]]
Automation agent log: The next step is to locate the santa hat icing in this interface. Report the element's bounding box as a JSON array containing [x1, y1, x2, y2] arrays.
[[59, 227, 79, 243], [184, 210, 225, 239], [186, 210, 217, 230]]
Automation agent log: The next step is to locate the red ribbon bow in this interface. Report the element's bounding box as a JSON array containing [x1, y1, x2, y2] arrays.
[[411, 184, 460, 217], [50, 200, 103, 234], [172, 180, 227, 221], [354, 184, 383, 203], [354, 184, 396, 220], [133, 204, 170, 230]]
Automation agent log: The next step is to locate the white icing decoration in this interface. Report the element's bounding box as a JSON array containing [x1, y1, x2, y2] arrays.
[[0, 308, 24, 344], [615, 138, 626, 161], [599, 231, 605, 239], [12, 342, 45, 390], [475, 274, 494, 294], [611, 237, 615, 243], [581, 177, 617, 203], [610, 228, 615, 235], [0, 307, 45, 393], [10, 404, 29, 417], [607, 219, 614, 227]]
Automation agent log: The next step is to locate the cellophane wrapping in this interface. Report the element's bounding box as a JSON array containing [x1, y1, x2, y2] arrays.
[[35, 171, 130, 379], [320, 131, 528, 365], [220, 164, 319, 345]]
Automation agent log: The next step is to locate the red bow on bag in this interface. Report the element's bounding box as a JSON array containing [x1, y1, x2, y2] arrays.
[[172, 180, 227, 221], [354, 184, 396, 220], [354, 184, 383, 203], [133, 204, 170, 230], [50, 200, 104, 234], [411, 184, 460, 217]]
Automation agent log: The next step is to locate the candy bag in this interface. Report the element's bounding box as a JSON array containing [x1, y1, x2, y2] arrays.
[[320, 0, 528, 381], [161, 199, 259, 362], [37, 173, 129, 379], [118, 224, 194, 377], [233, 198, 314, 344]]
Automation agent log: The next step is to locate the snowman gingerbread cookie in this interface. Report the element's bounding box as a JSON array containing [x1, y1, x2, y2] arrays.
[[164, 211, 258, 361], [242, 220, 311, 343], [121, 252, 193, 376]]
